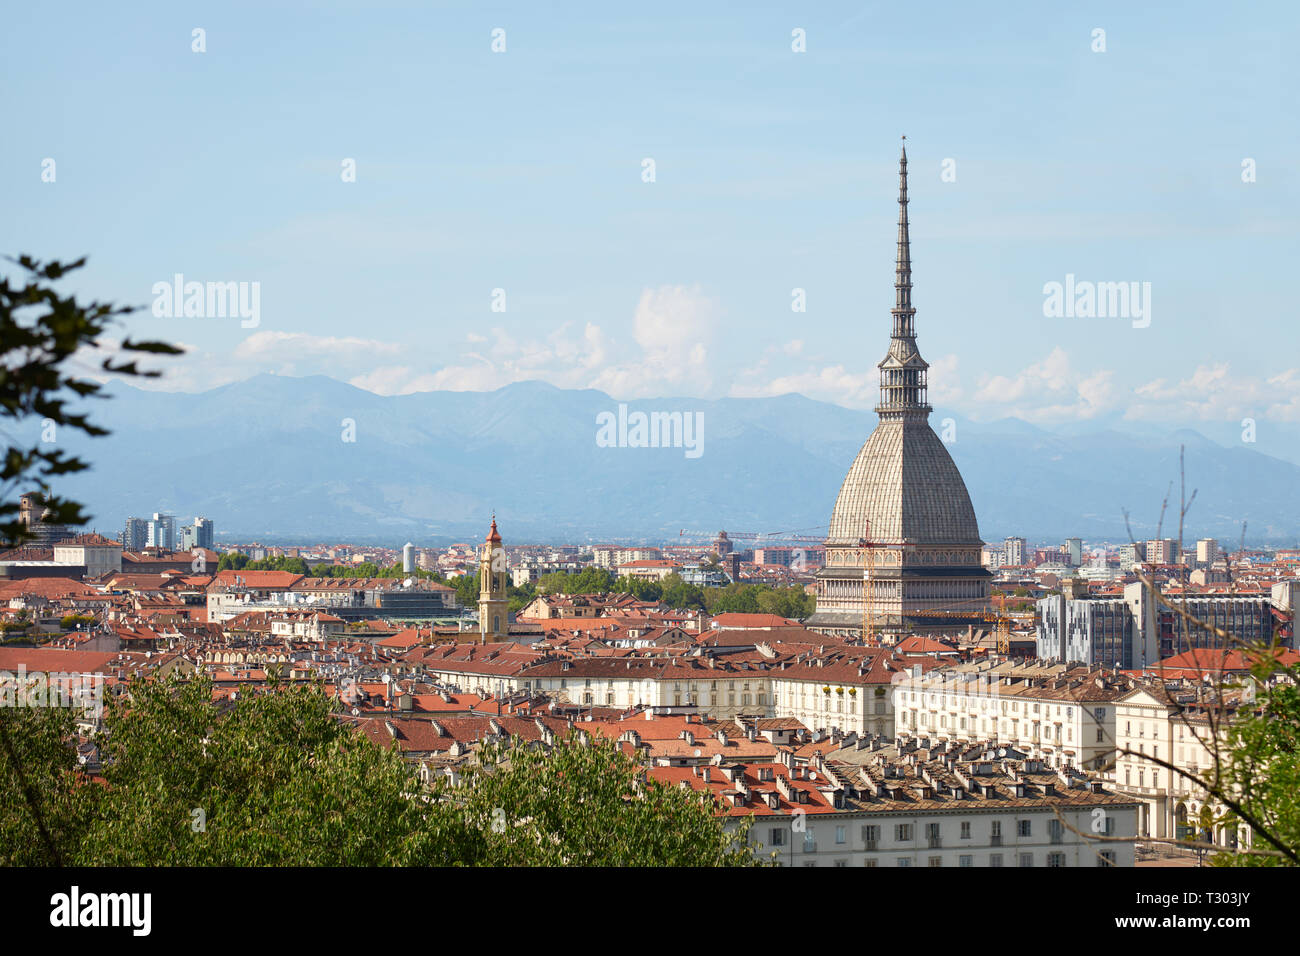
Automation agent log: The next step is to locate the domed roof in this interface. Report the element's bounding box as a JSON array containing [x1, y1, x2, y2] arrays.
[[827, 419, 981, 546]]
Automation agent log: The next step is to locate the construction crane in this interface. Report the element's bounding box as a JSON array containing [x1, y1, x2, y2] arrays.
[[916, 607, 1026, 655], [676, 527, 827, 545]]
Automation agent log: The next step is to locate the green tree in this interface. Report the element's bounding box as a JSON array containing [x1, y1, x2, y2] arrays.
[[704, 582, 761, 615], [0, 254, 179, 864], [659, 573, 706, 611], [244, 555, 310, 575], [1209, 663, 1300, 867], [537, 567, 614, 596], [453, 572, 480, 608], [0, 256, 181, 546], [216, 552, 250, 572], [77, 676, 434, 865], [508, 580, 537, 614], [0, 705, 85, 865], [613, 574, 662, 602], [4, 674, 763, 866], [450, 732, 761, 866]]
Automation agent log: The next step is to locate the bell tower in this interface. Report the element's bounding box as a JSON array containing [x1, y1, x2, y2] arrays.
[[478, 516, 508, 643]]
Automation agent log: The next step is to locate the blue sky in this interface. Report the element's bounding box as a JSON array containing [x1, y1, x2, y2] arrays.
[[4, 1, 1297, 435]]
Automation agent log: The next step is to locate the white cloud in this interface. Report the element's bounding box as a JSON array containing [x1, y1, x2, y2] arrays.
[[234, 331, 401, 363], [589, 285, 716, 396], [729, 350, 963, 410], [359, 286, 716, 398], [1128, 363, 1300, 423], [928, 353, 961, 404], [965, 347, 1116, 422], [730, 365, 876, 405]]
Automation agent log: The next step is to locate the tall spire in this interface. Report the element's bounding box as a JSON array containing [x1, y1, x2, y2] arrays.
[[877, 136, 930, 417], [893, 139, 913, 335]]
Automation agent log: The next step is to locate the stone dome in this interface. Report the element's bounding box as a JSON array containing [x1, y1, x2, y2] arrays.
[[826, 418, 982, 546]]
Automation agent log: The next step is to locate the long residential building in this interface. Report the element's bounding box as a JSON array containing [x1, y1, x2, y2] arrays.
[[1109, 681, 1266, 849], [890, 659, 1131, 771], [658, 741, 1139, 867]]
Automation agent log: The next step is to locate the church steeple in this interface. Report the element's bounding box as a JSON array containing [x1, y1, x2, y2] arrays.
[[877, 137, 930, 417], [479, 516, 507, 643]]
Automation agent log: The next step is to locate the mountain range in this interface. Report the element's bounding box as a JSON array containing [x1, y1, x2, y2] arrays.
[[34, 373, 1300, 547]]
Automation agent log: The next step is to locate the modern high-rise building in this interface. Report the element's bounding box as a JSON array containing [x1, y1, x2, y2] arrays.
[[808, 143, 990, 638], [193, 517, 214, 550], [1037, 581, 1282, 669], [1118, 541, 1146, 571], [1004, 536, 1027, 567], [1195, 538, 1219, 566], [147, 513, 176, 551], [1143, 538, 1180, 565], [121, 517, 149, 551], [1064, 537, 1083, 567]]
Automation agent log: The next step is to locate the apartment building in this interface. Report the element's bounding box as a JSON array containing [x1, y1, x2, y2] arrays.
[[519, 656, 773, 721], [658, 742, 1138, 867], [767, 650, 940, 738], [1110, 683, 1259, 848], [891, 660, 1128, 771], [1037, 580, 1283, 669]]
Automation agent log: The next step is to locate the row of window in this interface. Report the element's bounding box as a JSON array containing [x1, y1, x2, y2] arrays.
[[815, 852, 1116, 867], [771, 817, 1097, 848]]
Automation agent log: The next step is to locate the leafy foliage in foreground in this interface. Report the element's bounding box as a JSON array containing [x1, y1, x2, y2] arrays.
[[1210, 664, 1300, 867], [0, 255, 181, 547], [0, 677, 761, 867]]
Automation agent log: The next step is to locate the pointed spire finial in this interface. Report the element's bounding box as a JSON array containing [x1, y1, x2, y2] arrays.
[[876, 139, 930, 418], [894, 138, 912, 324]]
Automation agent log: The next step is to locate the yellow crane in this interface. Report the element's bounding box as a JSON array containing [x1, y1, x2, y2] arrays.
[[915, 606, 1020, 655]]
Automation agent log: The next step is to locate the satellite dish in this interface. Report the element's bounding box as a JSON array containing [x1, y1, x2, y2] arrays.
[[694, 749, 702, 758]]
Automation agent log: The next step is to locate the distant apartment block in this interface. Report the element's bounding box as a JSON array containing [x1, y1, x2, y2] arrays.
[[1144, 538, 1179, 565], [120, 517, 148, 551], [1118, 542, 1145, 571], [1037, 581, 1283, 669], [752, 546, 825, 570], [147, 513, 176, 551]]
